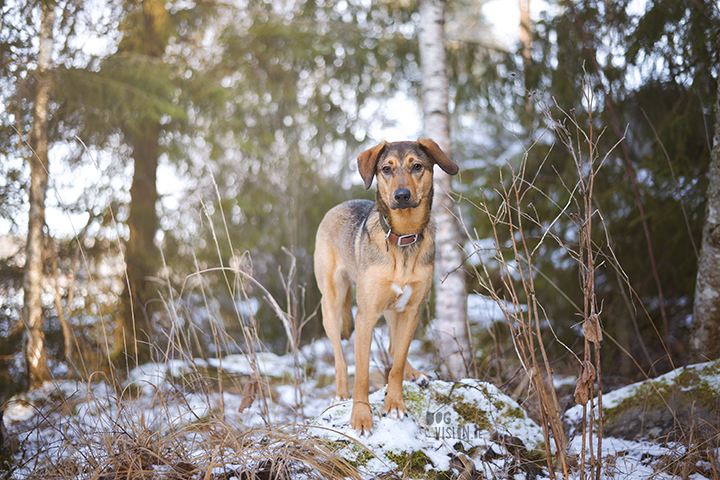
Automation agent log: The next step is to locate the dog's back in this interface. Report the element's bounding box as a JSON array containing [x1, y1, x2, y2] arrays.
[[315, 199, 373, 271], [314, 199, 376, 340]]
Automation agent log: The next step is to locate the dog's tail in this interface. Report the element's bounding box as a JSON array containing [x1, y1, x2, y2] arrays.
[[341, 286, 354, 340]]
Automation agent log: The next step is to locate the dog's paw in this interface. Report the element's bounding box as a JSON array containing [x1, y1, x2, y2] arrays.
[[381, 394, 407, 420], [382, 406, 406, 420], [409, 371, 430, 386], [350, 403, 374, 437], [404, 364, 431, 386], [332, 395, 350, 405]]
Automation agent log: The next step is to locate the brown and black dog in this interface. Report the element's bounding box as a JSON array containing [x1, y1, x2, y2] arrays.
[[314, 138, 459, 435]]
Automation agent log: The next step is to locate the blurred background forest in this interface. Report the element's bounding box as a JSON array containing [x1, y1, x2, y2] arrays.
[[0, 0, 718, 403]]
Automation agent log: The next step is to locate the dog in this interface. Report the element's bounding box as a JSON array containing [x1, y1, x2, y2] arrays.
[[314, 138, 459, 435]]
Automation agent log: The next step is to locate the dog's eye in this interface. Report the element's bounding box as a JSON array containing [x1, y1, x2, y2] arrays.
[[413, 163, 423, 171], [382, 165, 392, 174]]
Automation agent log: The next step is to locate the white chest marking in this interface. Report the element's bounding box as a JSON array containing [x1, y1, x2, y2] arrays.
[[391, 283, 413, 312]]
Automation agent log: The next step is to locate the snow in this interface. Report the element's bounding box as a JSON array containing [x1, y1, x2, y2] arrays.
[[469, 294, 527, 322], [570, 436, 678, 479], [3, 347, 719, 479], [126, 360, 208, 395], [209, 351, 292, 377]]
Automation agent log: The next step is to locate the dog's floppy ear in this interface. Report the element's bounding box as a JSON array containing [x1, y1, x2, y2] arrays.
[[357, 141, 388, 190], [417, 138, 459, 175]]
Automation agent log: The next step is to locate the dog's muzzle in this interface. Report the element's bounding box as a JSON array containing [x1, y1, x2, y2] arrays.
[[391, 188, 419, 209], [394, 188, 411, 203]]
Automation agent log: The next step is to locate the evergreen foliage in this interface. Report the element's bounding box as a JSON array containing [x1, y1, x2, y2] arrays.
[[183, 0, 420, 345], [454, 0, 718, 376]]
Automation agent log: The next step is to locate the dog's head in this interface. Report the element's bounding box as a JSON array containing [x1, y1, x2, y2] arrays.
[[357, 139, 458, 210]]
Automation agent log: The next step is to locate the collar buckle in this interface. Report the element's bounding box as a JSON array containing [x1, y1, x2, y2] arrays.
[[395, 233, 418, 247]]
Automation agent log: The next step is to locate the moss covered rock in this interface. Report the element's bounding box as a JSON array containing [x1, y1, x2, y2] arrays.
[[565, 361, 720, 441], [308, 379, 545, 478]]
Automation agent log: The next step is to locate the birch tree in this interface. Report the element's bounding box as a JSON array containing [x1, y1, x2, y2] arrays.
[[22, 0, 55, 387], [419, 0, 471, 379], [690, 67, 720, 361], [518, 0, 533, 124]]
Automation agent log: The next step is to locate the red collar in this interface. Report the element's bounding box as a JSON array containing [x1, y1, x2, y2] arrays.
[[379, 214, 418, 250]]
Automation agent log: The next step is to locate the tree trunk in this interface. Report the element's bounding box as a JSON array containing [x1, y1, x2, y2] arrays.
[[122, 124, 161, 361], [690, 70, 720, 361], [419, 0, 471, 379], [118, 0, 169, 362], [518, 0, 533, 124], [49, 236, 74, 372], [22, 1, 55, 388]]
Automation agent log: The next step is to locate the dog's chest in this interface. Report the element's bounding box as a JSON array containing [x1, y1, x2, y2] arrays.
[[377, 249, 433, 313], [390, 283, 413, 312]]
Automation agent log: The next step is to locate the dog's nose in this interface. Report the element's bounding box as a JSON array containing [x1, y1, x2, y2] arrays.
[[394, 189, 411, 204]]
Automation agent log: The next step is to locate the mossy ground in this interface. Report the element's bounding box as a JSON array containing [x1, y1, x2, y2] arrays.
[[386, 450, 432, 478], [591, 362, 720, 441]]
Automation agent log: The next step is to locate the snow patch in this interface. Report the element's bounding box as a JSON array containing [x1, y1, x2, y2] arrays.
[[208, 351, 291, 377], [467, 294, 527, 329], [5, 350, 719, 479]]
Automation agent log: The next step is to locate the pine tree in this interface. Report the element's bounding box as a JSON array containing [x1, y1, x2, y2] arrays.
[[190, 0, 419, 344], [54, 0, 221, 361], [118, 0, 171, 359]]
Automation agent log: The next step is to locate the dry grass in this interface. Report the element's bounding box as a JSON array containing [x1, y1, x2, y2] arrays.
[[459, 82, 628, 479], [1, 155, 360, 480], [3, 338, 360, 480], [11, 415, 362, 480]]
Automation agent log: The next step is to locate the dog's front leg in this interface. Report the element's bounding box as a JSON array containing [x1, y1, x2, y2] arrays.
[[382, 306, 421, 419], [386, 310, 430, 385], [350, 308, 379, 436]]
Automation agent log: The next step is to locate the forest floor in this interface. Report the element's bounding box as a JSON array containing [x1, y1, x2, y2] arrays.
[[2, 328, 719, 480]]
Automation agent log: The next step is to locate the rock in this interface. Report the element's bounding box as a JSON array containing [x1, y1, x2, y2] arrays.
[[308, 379, 546, 478], [565, 361, 720, 442]]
